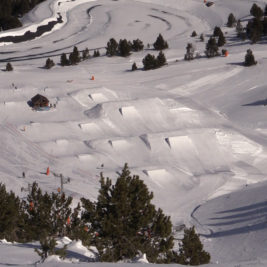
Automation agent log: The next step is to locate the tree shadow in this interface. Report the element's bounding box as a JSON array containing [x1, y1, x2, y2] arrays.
[[200, 200, 267, 238], [242, 98, 267, 106]]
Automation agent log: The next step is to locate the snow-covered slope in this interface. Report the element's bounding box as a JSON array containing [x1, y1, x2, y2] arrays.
[[0, 0, 267, 265]]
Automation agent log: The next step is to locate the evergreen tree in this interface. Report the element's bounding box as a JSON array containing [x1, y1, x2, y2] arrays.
[[6, 62, 13, 71], [51, 192, 73, 237], [118, 39, 131, 57], [106, 38, 118, 56], [227, 13, 237, 27], [132, 39, 144, 52], [81, 164, 175, 263], [60, 53, 69, 66], [82, 48, 90, 60], [23, 182, 54, 240], [153, 34, 168, 50], [184, 43, 195, 60], [44, 58, 55, 69], [247, 18, 263, 43], [250, 3, 263, 19], [132, 62, 137, 71], [191, 30, 197, 37], [213, 26, 223, 37], [217, 31, 226, 47], [69, 46, 80, 65], [200, 33, 205, 42], [177, 227, 210, 265], [0, 183, 25, 242], [157, 51, 167, 66], [205, 37, 219, 58], [23, 183, 72, 240], [93, 50, 100, 57], [142, 53, 158, 70], [244, 49, 257, 66]]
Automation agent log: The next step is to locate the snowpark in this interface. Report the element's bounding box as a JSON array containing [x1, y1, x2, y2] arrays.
[[1, 0, 267, 265]]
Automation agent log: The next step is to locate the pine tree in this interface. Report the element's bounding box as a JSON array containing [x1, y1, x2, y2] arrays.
[[184, 43, 195, 60], [142, 53, 158, 70], [132, 39, 144, 52], [106, 38, 118, 56], [93, 50, 100, 57], [213, 26, 223, 37], [132, 62, 137, 71], [157, 51, 167, 66], [227, 13, 237, 27], [177, 227, 210, 265], [23, 182, 54, 240], [60, 53, 69, 66], [44, 58, 55, 69], [118, 39, 131, 57], [205, 37, 219, 58], [81, 164, 175, 263], [244, 49, 257, 66], [6, 62, 13, 71], [153, 34, 168, 50], [200, 33, 205, 42], [0, 183, 25, 242], [217, 31, 226, 47], [82, 47, 90, 60], [69, 46, 80, 65], [250, 3, 263, 19], [51, 192, 72, 237], [247, 18, 263, 43]]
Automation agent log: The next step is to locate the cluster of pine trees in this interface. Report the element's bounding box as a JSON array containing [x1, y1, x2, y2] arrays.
[[0, 0, 47, 31], [141, 34, 168, 70], [0, 164, 210, 265], [60, 46, 99, 67], [106, 38, 144, 57], [228, 4, 267, 43]]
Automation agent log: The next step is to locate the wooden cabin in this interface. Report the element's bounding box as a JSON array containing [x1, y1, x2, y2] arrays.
[[30, 94, 49, 108]]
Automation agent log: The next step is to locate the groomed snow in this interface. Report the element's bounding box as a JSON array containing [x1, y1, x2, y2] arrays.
[[1, 0, 267, 265]]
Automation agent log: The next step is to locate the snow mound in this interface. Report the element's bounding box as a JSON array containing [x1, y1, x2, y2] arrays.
[[67, 240, 97, 260], [119, 106, 139, 117], [133, 253, 149, 264], [79, 122, 100, 133], [89, 93, 108, 102]]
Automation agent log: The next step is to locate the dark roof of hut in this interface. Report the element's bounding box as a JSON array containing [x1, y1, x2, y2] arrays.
[[31, 94, 49, 107]]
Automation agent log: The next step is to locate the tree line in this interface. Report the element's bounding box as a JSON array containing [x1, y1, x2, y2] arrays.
[[0, 164, 210, 265]]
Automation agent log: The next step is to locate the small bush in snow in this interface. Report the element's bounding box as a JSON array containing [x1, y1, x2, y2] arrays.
[[191, 30, 197, 37], [244, 49, 257, 66], [6, 62, 13, 71], [35, 236, 67, 262], [44, 58, 55, 69], [132, 62, 137, 71]]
